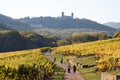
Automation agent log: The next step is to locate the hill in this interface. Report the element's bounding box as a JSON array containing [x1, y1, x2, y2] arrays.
[[0, 49, 63, 80], [104, 22, 120, 29], [0, 14, 32, 31], [0, 13, 117, 38], [54, 38, 120, 71], [55, 38, 120, 55], [0, 23, 13, 30], [0, 30, 57, 52], [20, 17, 115, 31], [57, 33, 110, 46], [20, 17, 116, 36]]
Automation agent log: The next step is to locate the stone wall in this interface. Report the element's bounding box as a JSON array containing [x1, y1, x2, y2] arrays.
[[101, 72, 120, 80]]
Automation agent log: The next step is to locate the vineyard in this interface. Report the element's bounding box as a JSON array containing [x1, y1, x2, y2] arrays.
[[54, 38, 120, 72], [0, 49, 56, 80], [1, 38, 120, 80]]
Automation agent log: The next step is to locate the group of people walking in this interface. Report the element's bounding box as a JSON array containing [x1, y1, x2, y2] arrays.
[[67, 63, 76, 73], [53, 57, 77, 73]]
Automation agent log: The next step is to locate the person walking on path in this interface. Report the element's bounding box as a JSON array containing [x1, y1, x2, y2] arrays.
[[73, 65, 77, 73], [67, 63, 71, 73], [60, 57, 63, 64], [54, 57, 56, 62]]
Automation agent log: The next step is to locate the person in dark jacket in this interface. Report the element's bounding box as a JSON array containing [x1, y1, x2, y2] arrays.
[[54, 57, 56, 62], [73, 65, 76, 73], [67, 63, 71, 73], [60, 57, 63, 64]]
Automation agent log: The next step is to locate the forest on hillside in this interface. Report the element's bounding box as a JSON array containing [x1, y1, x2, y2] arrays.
[[0, 22, 119, 52], [0, 30, 57, 52], [20, 17, 116, 38], [0, 13, 117, 39]]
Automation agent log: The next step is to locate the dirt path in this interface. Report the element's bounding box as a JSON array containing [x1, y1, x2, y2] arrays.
[[44, 53, 85, 80]]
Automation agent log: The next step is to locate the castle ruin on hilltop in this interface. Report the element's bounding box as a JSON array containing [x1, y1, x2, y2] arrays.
[[61, 12, 74, 19]]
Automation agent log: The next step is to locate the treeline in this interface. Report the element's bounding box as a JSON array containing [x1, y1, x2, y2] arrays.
[[0, 30, 57, 52], [0, 29, 119, 52], [57, 33, 110, 46], [113, 32, 120, 38], [0, 23, 13, 30]]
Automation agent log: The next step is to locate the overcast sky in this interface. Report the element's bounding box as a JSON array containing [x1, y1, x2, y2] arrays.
[[0, 0, 120, 23]]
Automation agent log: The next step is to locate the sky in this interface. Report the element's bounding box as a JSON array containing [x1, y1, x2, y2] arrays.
[[0, 0, 120, 23]]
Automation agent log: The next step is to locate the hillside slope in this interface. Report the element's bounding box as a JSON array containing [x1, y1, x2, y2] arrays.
[[104, 22, 120, 29], [54, 38, 120, 72], [0, 14, 32, 30], [0, 30, 57, 52], [55, 38, 120, 56], [0, 13, 117, 38], [20, 17, 116, 36], [0, 49, 56, 80], [0, 23, 13, 30]]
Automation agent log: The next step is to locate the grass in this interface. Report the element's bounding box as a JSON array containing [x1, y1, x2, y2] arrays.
[[52, 52, 120, 80], [79, 66, 100, 80], [52, 52, 101, 80], [52, 65, 65, 80], [106, 70, 120, 76], [78, 56, 100, 80], [52, 38, 120, 80], [77, 56, 96, 65], [51, 52, 76, 63]]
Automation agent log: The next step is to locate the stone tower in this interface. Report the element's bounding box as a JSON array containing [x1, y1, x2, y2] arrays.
[[71, 12, 74, 18], [62, 12, 64, 17]]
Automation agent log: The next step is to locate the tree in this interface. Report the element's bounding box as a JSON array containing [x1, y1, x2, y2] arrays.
[[113, 32, 120, 38]]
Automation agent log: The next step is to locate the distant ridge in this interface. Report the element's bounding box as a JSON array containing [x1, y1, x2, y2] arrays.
[[0, 23, 13, 30], [19, 16, 116, 35], [0, 14, 32, 31], [19, 12, 115, 30], [104, 22, 120, 29], [0, 13, 117, 37]]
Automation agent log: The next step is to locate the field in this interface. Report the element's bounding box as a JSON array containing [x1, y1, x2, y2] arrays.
[[51, 52, 100, 80], [0, 49, 64, 80], [53, 38, 120, 79], [1, 38, 120, 80]]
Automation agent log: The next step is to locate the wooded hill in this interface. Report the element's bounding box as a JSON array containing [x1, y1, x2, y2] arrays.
[[104, 22, 120, 29], [57, 33, 110, 46], [0, 23, 13, 30], [0, 13, 116, 38], [0, 14, 32, 31], [0, 30, 57, 52], [20, 17, 116, 37], [20, 17, 115, 31]]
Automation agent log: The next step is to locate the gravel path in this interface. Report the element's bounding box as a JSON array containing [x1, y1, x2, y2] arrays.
[[44, 53, 85, 80]]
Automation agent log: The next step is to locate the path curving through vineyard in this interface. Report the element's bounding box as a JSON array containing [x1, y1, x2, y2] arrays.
[[44, 52, 85, 80]]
